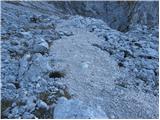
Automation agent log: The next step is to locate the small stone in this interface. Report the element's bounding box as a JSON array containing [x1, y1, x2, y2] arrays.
[[82, 62, 89, 69], [11, 102, 17, 107], [37, 100, 49, 110], [33, 38, 49, 54], [36, 83, 40, 88], [6, 83, 16, 89], [25, 96, 37, 112], [25, 103, 36, 112], [22, 112, 35, 119]]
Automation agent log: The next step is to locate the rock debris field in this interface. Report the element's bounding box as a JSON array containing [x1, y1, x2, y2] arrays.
[[1, 1, 159, 119]]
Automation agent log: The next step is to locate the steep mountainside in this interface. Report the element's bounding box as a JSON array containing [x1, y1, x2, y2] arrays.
[[52, 1, 158, 32], [1, 1, 159, 119]]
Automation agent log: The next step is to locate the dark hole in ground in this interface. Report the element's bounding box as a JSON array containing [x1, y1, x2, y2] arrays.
[[154, 70, 158, 76], [14, 81, 20, 89], [146, 56, 153, 59], [139, 55, 154, 60], [49, 71, 65, 78], [124, 51, 130, 58], [40, 51, 47, 56], [104, 35, 108, 41], [89, 28, 95, 32], [108, 50, 113, 55], [135, 82, 139, 86], [134, 43, 142, 48], [118, 62, 124, 67]]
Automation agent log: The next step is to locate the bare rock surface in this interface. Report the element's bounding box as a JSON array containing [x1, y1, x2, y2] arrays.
[[52, 1, 158, 32], [54, 97, 107, 119]]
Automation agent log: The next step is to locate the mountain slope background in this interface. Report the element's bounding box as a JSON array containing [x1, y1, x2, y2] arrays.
[[1, 1, 159, 119]]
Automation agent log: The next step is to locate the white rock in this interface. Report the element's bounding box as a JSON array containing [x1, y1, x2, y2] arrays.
[[37, 100, 49, 110], [54, 97, 107, 119]]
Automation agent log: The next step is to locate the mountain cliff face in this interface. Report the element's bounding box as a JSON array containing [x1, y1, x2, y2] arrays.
[[1, 1, 159, 119], [52, 1, 158, 32]]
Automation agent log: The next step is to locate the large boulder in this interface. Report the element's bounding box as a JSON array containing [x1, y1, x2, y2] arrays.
[[53, 97, 107, 119]]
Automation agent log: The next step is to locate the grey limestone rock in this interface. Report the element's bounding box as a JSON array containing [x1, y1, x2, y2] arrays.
[[54, 97, 107, 119], [36, 100, 49, 110]]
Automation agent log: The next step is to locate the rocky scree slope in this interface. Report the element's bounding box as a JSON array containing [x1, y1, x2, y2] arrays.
[[1, 1, 159, 119]]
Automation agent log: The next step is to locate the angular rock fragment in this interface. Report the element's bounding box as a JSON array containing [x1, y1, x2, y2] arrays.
[[36, 100, 49, 110], [54, 97, 107, 119], [33, 38, 49, 54]]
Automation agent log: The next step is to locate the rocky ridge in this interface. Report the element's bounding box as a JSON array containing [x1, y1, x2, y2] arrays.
[[52, 1, 158, 32]]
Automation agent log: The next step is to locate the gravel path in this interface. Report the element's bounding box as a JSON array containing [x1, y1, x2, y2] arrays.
[[50, 27, 119, 99], [49, 26, 158, 118]]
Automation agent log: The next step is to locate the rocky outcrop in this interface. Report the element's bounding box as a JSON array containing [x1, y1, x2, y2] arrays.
[[52, 1, 158, 32]]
